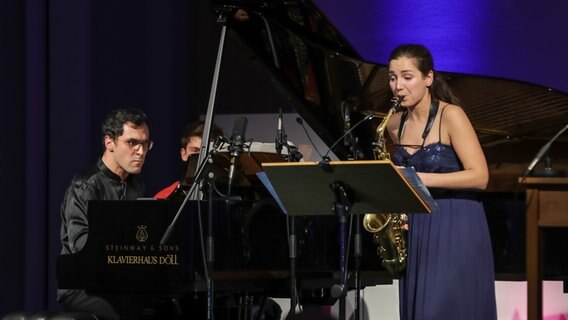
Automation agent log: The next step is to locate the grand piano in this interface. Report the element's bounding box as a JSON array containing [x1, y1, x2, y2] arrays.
[[204, 0, 568, 280], [57, 0, 568, 318]]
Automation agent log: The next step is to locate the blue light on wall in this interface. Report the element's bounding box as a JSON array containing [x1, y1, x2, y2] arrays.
[[313, 0, 568, 93]]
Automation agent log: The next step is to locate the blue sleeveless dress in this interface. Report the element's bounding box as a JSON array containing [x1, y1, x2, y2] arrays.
[[393, 143, 497, 320]]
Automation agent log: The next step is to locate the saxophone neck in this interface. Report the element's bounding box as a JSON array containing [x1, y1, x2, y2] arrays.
[[373, 98, 400, 160], [376, 105, 397, 135]]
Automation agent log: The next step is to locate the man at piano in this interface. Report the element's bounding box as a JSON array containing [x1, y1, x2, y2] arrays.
[[154, 120, 223, 199], [58, 108, 152, 320]]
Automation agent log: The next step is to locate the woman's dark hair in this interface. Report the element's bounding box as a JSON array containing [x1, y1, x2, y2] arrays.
[[102, 108, 148, 140], [389, 44, 460, 105]]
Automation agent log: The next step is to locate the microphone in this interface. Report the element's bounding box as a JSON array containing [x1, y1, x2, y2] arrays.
[[321, 114, 375, 161], [296, 114, 374, 172], [275, 108, 284, 155], [341, 102, 365, 160], [523, 123, 568, 177], [227, 117, 248, 194], [342, 101, 351, 148]]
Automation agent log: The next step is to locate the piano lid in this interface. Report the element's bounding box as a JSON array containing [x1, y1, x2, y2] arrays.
[[210, 0, 568, 191]]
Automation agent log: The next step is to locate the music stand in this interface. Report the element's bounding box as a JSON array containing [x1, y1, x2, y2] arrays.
[[261, 160, 435, 320], [262, 160, 434, 216]]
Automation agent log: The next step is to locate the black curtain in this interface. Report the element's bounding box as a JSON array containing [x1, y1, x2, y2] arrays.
[[0, 0, 217, 314], [1, 0, 291, 314], [1, 0, 27, 314]]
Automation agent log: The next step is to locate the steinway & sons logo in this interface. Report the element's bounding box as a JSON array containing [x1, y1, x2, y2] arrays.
[[105, 224, 180, 266], [136, 225, 149, 242]]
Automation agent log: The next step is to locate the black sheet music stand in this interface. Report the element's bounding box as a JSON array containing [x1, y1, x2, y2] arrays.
[[262, 160, 433, 216], [261, 159, 434, 320]]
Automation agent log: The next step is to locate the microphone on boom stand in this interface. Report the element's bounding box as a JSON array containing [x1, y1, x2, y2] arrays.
[[275, 108, 284, 155], [275, 109, 304, 161], [342, 102, 352, 153], [227, 116, 248, 196], [523, 123, 568, 179], [297, 114, 374, 172]]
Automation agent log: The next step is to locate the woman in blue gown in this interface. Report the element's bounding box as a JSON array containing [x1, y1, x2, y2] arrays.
[[385, 44, 497, 320]]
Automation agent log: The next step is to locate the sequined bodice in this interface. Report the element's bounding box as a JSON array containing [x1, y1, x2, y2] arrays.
[[392, 142, 463, 173]]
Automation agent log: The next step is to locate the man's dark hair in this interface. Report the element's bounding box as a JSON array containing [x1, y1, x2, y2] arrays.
[[102, 108, 148, 140], [180, 121, 223, 148]]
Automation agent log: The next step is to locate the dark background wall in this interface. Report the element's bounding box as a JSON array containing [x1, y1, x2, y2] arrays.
[[1, 0, 292, 314], [1, 0, 206, 314], [1, 0, 568, 315]]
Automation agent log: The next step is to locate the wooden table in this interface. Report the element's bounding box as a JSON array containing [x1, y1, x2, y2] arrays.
[[522, 177, 568, 320]]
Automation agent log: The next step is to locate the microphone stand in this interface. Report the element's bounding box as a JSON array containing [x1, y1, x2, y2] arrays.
[[193, 10, 231, 199], [524, 123, 568, 178], [343, 125, 363, 319], [341, 124, 364, 320], [329, 181, 354, 320], [345, 131, 364, 161], [159, 143, 223, 320], [160, 146, 220, 245], [279, 117, 303, 162], [353, 212, 362, 320], [328, 181, 363, 320], [188, 10, 234, 317], [206, 178, 215, 320], [278, 119, 300, 319], [287, 211, 299, 319], [285, 143, 299, 318]]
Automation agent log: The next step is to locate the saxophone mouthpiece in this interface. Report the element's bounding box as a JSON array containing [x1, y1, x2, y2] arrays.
[[391, 96, 402, 107]]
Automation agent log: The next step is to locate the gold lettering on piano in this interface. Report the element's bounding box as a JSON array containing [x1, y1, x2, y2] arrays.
[[105, 244, 151, 251], [104, 235, 180, 265], [106, 254, 179, 265], [159, 254, 179, 265], [107, 255, 158, 264], [158, 245, 179, 252], [104, 244, 179, 252]]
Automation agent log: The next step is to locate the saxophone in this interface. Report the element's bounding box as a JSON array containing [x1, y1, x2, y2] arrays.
[[362, 97, 408, 276]]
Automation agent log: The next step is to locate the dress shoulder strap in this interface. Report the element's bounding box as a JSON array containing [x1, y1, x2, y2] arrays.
[[397, 99, 439, 147], [438, 104, 450, 143]]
